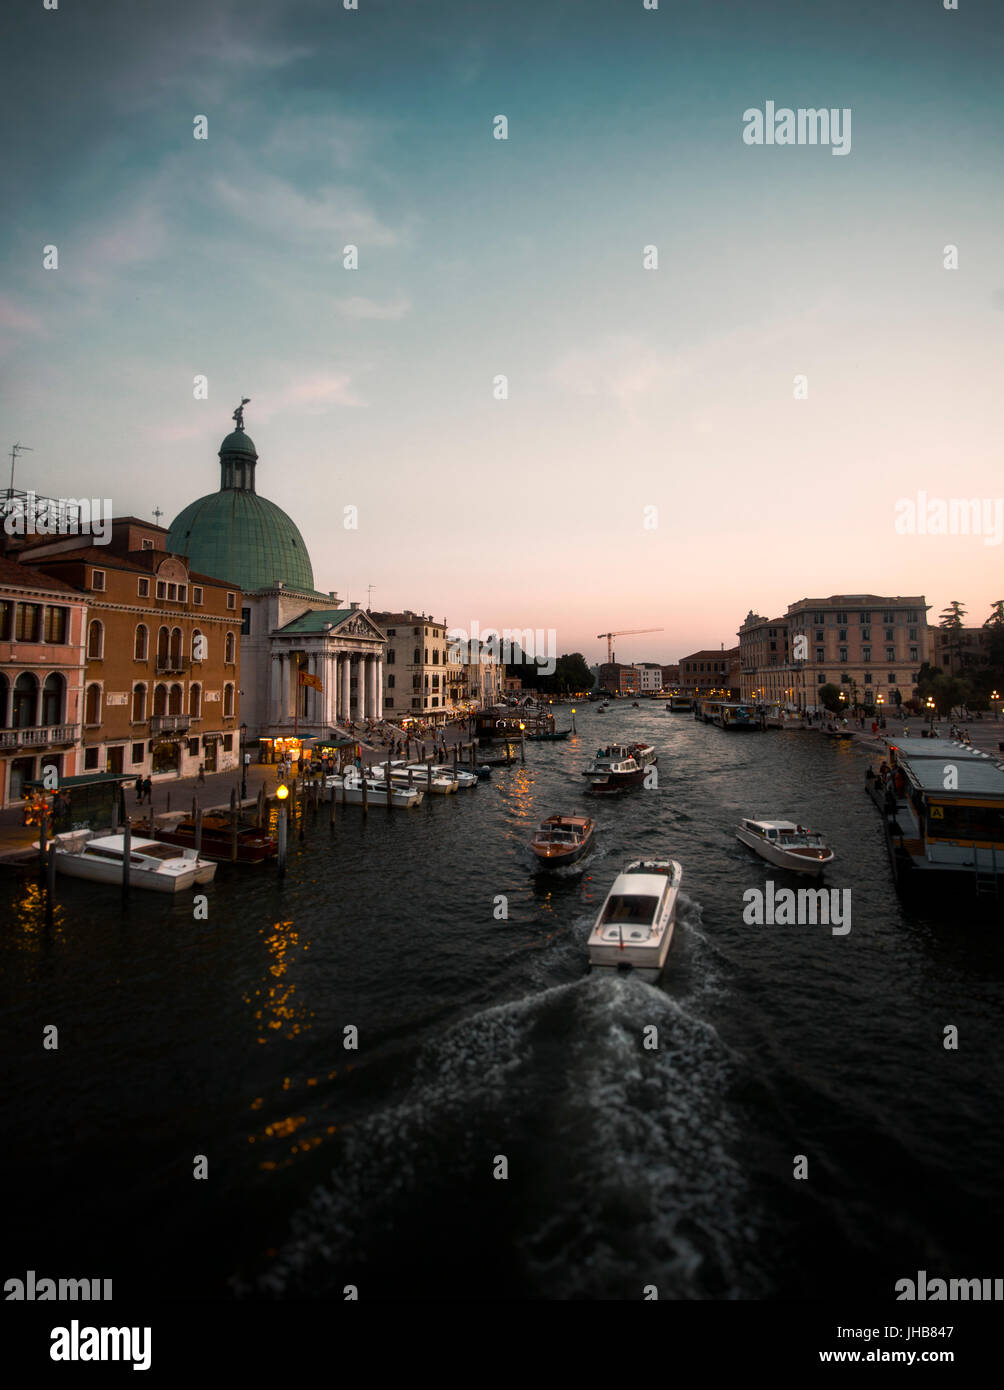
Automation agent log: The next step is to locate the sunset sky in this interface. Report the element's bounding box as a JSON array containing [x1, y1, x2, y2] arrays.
[[3, 0, 1002, 665]]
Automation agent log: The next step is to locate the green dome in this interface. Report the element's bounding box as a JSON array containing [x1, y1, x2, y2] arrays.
[[167, 489, 314, 593], [218, 430, 258, 456]]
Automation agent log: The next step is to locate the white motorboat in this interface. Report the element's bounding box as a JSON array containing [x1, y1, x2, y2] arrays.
[[735, 818, 834, 876], [324, 774, 424, 809], [368, 762, 458, 795], [587, 859, 682, 973], [582, 742, 656, 795], [38, 831, 216, 893]]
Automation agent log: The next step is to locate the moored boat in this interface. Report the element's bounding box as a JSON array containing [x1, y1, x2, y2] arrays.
[[587, 859, 682, 972], [528, 814, 595, 867], [368, 763, 459, 794], [324, 774, 425, 808], [735, 818, 835, 876], [38, 831, 217, 892], [154, 814, 277, 862], [582, 742, 656, 795]]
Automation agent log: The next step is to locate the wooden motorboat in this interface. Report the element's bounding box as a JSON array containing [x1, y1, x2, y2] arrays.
[[587, 859, 682, 973], [154, 815, 277, 863], [528, 814, 595, 867], [582, 742, 656, 795]]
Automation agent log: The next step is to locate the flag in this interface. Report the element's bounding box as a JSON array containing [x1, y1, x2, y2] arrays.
[[298, 670, 323, 692]]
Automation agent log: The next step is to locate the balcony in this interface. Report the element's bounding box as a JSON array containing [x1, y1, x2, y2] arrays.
[[150, 714, 191, 734], [0, 723, 80, 749], [154, 658, 189, 675]]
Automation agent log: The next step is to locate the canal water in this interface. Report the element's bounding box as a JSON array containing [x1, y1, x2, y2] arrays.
[[2, 706, 1001, 1300]]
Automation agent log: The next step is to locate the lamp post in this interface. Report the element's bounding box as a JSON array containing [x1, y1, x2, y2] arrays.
[[571, 706, 576, 734], [240, 721, 248, 800], [926, 696, 936, 729], [276, 782, 289, 879], [992, 690, 1000, 719]]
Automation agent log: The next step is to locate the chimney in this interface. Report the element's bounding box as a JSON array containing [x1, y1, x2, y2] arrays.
[[350, 601, 359, 610]]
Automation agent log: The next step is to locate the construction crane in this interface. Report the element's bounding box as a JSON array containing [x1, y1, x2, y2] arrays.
[[597, 628, 664, 663]]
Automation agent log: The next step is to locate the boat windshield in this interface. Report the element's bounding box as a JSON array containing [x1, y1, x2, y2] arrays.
[[601, 893, 660, 924]]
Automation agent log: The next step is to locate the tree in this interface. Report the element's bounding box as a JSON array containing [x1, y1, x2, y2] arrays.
[[939, 600, 967, 676], [818, 683, 841, 714], [983, 600, 1004, 628]]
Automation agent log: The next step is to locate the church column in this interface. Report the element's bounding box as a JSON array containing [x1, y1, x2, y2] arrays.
[[376, 657, 383, 720], [342, 657, 351, 725], [308, 652, 318, 725], [358, 654, 368, 720], [329, 653, 339, 724], [365, 655, 377, 720], [270, 653, 282, 726]]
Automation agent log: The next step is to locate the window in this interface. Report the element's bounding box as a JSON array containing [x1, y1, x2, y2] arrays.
[[131, 684, 146, 722], [84, 747, 99, 770], [413, 648, 420, 664], [884, 628, 894, 642], [84, 683, 102, 725], [224, 632, 236, 664], [817, 673, 827, 684], [432, 649, 439, 664], [169, 627, 182, 667], [862, 647, 871, 662], [167, 583, 177, 601], [223, 734, 233, 751], [838, 629, 847, 642], [0, 601, 11, 641], [861, 627, 871, 641], [839, 648, 848, 662], [189, 684, 202, 719], [223, 683, 235, 717], [141, 539, 154, 550], [886, 647, 895, 661], [138, 578, 150, 598], [168, 683, 183, 716], [188, 738, 199, 757], [841, 673, 850, 684], [858, 612, 871, 623], [388, 674, 396, 689], [44, 606, 68, 643], [863, 672, 872, 684], [385, 697, 394, 708], [424, 649, 429, 663], [87, 619, 104, 659], [883, 611, 895, 624], [814, 629, 824, 642], [16, 604, 41, 642], [178, 585, 187, 601], [192, 586, 203, 605], [91, 570, 105, 591], [387, 649, 395, 664], [813, 612, 825, 624], [412, 675, 420, 690], [134, 624, 148, 660], [910, 647, 918, 661], [153, 684, 167, 716], [241, 606, 251, 636], [387, 628, 396, 637], [815, 648, 824, 662], [41, 673, 65, 725], [132, 742, 144, 763], [835, 611, 848, 624], [156, 581, 167, 600], [226, 592, 236, 610], [432, 674, 440, 690], [888, 674, 897, 684], [157, 626, 169, 667]]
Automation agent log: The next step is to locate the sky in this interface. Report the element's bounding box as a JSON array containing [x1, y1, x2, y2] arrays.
[[3, 0, 1002, 666]]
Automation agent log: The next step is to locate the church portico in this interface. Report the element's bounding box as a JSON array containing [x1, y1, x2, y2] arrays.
[[263, 608, 386, 740]]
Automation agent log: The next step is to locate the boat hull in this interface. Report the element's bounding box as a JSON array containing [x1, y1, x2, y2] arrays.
[[735, 827, 833, 876], [52, 853, 208, 893], [588, 920, 675, 971]]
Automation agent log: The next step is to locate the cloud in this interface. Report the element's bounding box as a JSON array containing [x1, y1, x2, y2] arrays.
[[0, 296, 47, 356], [334, 295, 411, 321], [213, 174, 401, 250], [550, 334, 680, 406]]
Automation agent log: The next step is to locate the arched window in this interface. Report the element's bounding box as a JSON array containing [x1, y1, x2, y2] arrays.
[[168, 683, 183, 715], [153, 683, 167, 717], [41, 673, 65, 726], [157, 626, 169, 666], [169, 627, 182, 667], [134, 624, 148, 661], [189, 683, 202, 719], [192, 629, 204, 662], [223, 683, 235, 717], [13, 673, 39, 728], [84, 682, 101, 726], [0, 673, 8, 728], [87, 620, 103, 659], [131, 683, 146, 722], [224, 631, 236, 664]]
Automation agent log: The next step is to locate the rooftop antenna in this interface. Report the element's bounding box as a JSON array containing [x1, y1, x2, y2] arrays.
[[8, 442, 33, 500], [153, 506, 163, 524], [366, 583, 375, 611]]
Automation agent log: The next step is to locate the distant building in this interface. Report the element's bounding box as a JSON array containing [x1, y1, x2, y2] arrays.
[[371, 610, 453, 723], [599, 662, 639, 694], [0, 557, 87, 807], [929, 624, 992, 677], [661, 664, 680, 689], [633, 661, 664, 692], [678, 650, 731, 697], [740, 594, 930, 713]]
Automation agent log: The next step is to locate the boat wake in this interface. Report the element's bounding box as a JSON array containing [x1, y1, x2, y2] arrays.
[[247, 963, 768, 1299]]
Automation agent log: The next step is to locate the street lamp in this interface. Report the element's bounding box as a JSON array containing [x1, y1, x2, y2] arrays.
[[276, 782, 289, 878], [926, 696, 936, 729], [240, 721, 248, 800], [571, 706, 577, 734]]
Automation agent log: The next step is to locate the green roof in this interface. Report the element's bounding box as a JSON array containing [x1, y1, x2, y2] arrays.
[[219, 430, 258, 456], [277, 609, 360, 633], [167, 489, 314, 593]]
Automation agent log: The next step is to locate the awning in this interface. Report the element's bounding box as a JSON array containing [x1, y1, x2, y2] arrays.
[[24, 771, 135, 790]]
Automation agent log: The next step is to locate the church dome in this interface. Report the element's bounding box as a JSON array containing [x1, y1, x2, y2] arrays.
[[166, 414, 315, 594]]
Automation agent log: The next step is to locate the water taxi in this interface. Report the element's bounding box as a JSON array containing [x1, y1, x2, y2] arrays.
[[697, 699, 759, 730], [587, 859, 683, 973], [667, 696, 693, 712], [324, 773, 425, 808], [528, 814, 595, 867], [39, 831, 217, 892], [582, 742, 657, 795], [735, 818, 835, 876], [867, 738, 1004, 900], [153, 815, 277, 863], [368, 763, 458, 795]]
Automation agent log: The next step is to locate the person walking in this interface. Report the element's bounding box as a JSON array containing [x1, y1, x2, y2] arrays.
[[135, 775, 143, 804], [197, 763, 206, 785], [143, 775, 152, 803]]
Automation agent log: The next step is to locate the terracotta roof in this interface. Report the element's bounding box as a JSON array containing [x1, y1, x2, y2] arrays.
[[0, 555, 84, 595]]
